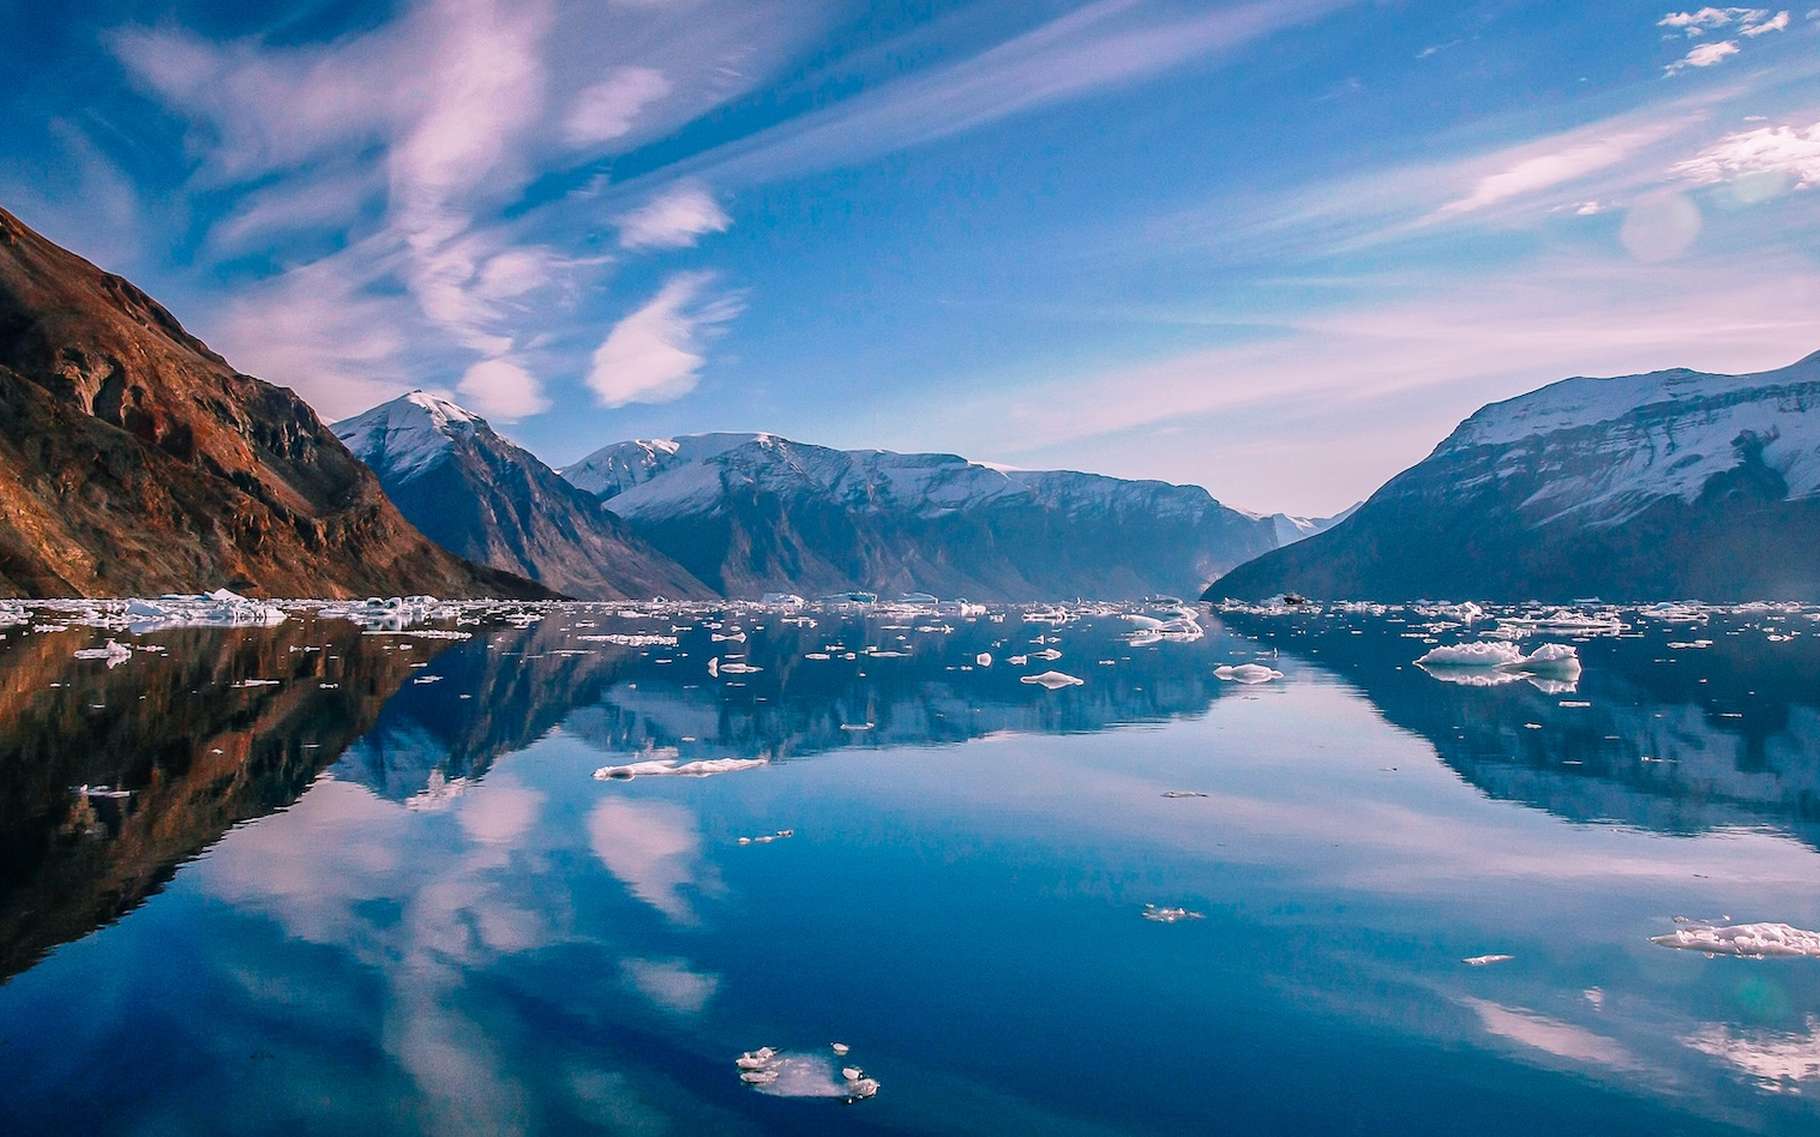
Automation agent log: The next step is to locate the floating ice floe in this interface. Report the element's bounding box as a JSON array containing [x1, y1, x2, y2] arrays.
[[735, 1047, 878, 1102], [1141, 904, 1204, 924], [830, 1043, 850, 1056], [1214, 663, 1283, 684], [593, 757, 768, 780], [122, 589, 287, 632], [738, 828, 795, 845], [578, 633, 678, 647], [1650, 922, 1820, 959], [1416, 641, 1581, 682], [975, 652, 992, 667], [1162, 790, 1209, 799], [1021, 670, 1084, 689], [1463, 954, 1514, 966], [72, 639, 132, 668]]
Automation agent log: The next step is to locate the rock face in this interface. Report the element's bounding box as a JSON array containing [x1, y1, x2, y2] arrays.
[[561, 433, 1283, 599], [333, 393, 709, 600], [0, 207, 548, 599], [1209, 353, 1820, 602]]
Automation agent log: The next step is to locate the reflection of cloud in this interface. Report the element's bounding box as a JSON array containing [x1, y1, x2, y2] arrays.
[[1462, 998, 1646, 1073], [1686, 1018, 1820, 1091], [622, 957, 719, 1014], [459, 778, 544, 845], [587, 797, 714, 921]]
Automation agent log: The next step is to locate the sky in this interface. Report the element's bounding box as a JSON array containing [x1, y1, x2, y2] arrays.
[[3, 1, 1818, 516]]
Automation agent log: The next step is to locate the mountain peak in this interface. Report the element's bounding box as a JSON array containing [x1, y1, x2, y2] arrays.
[[333, 391, 490, 480]]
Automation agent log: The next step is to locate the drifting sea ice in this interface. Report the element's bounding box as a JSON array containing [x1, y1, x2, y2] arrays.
[[1214, 663, 1283, 684], [735, 1048, 879, 1102], [1650, 922, 1820, 959], [1141, 904, 1204, 924], [72, 639, 132, 668], [593, 757, 768, 780], [1416, 641, 1581, 679], [1020, 670, 1084, 689]]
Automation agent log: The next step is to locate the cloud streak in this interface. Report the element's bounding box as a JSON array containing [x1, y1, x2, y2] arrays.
[[587, 273, 744, 408]]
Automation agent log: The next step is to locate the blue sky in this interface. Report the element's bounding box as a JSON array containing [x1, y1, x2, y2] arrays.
[[4, 1, 1818, 514]]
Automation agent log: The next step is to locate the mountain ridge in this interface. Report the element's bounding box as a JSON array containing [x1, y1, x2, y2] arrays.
[[333, 392, 711, 600], [1208, 352, 1820, 602]]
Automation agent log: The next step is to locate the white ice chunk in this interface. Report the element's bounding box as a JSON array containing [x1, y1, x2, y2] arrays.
[[594, 757, 768, 780], [1650, 922, 1820, 959], [1021, 670, 1084, 689], [1214, 663, 1283, 684]]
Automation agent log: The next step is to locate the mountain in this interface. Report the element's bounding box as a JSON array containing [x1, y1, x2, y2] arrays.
[[559, 432, 1284, 599], [332, 393, 708, 600], [0, 206, 549, 599], [1209, 353, 1820, 602], [1265, 503, 1358, 546]]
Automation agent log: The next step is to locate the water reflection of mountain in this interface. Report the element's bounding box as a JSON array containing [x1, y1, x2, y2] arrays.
[[0, 618, 439, 981], [1219, 609, 1820, 846], [332, 611, 1252, 794], [556, 612, 1249, 764]]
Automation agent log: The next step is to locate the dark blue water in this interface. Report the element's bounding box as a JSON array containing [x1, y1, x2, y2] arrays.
[[2, 601, 1817, 1135]]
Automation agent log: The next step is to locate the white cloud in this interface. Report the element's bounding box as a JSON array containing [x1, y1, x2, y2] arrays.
[[1437, 134, 1663, 215], [564, 66, 672, 146], [586, 272, 742, 407], [1667, 39, 1741, 73], [1657, 7, 1786, 36], [456, 358, 549, 421], [615, 183, 732, 249], [1674, 119, 1820, 187]]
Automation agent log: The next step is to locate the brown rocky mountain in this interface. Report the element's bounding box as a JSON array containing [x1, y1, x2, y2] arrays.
[[0, 206, 552, 599]]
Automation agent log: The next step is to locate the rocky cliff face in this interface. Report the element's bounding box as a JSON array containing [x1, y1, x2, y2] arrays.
[[0, 206, 549, 599], [1209, 353, 1820, 602], [334, 393, 709, 600], [562, 432, 1283, 600]]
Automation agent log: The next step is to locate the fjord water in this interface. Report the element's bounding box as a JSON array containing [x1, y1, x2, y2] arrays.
[[2, 605, 1818, 1135]]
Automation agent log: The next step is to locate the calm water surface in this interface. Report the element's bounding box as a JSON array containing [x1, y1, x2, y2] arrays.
[[2, 601, 1818, 1135]]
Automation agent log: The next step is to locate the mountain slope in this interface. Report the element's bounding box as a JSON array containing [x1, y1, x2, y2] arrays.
[[333, 393, 709, 600], [0, 207, 552, 599], [561, 432, 1283, 600], [1208, 353, 1820, 602]]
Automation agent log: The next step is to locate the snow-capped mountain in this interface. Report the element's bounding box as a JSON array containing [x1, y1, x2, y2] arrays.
[[560, 433, 1286, 599], [334, 394, 709, 600], [1209, 352, 1820, 602]]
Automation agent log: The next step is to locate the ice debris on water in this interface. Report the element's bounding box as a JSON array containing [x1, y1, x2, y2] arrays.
[[1650, 922, 1820, 959], [72, 639, 132, 668], [1214, 663, 1283, 684], [1162, 790, 1209, 799], [1416, 640, 1581, 680], [830, 1043, 850, 1056], [1463, 954, 1514, 966], [1141, 904, 1204, 924], [735, 1047, 878, 1102], [738, 828, 795, 845], [1021, 670, 1084, 689], [593, 757, 767, 780]]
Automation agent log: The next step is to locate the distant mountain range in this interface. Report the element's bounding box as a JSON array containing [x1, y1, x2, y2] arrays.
[[0, 207, 548, 599], [556, 432, 1347, 600], [334, 393, 710, 601], [1210, 353, 1820, 602]]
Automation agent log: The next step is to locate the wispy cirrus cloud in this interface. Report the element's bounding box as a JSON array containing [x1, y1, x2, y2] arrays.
[[622, 0, 1355, 192], [616, 183, 732, 250], [106, 0, 818, 419], [586, 272, 744, 408]]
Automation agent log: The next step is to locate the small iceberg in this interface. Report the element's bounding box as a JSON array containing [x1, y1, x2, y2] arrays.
[[1214, 663, 1282, 684], [1463, 954, 1514, 966], [1650, 922, 1820, 959], [1416, 641, 1581, 681], [735, 1047, 878, 1102], [1021, 670, 1084, 689], [72, 639, 132, 668], [1141, 904, 1204, 924], [594, 757, 767, 780]]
